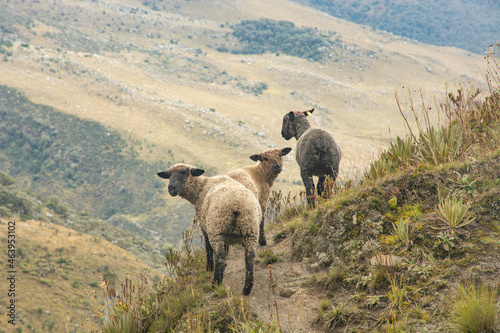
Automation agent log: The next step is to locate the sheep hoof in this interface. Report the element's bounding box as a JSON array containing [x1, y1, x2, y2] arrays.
[[259, 237, 267, 246], [242, 285, 252, 295]]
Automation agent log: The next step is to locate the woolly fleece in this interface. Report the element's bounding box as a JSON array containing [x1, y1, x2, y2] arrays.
[[227, 147, 291, 245], [157, 163, 261, 295], [281, 109, 342, 204]]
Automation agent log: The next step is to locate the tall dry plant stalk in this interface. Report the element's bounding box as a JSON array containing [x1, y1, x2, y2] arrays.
[[267, 264, 282, 332]]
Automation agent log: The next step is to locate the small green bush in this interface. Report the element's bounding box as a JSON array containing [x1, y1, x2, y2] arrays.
[[258, 249, 279, 265], [449, 281, 498, 333]]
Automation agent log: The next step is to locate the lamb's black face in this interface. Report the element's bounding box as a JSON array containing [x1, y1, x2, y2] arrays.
[[167, 169, 190, 196], [281, 112, 296, 140], [157, 164, 204, 197]]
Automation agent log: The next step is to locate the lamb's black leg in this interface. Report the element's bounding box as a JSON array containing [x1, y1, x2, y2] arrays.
[[259, 216, 267, 246], [301, 170, 315, 206], [317, 175, 326, 199], [213, 243, 227, 288], [203, 232, 214, 272], [242, 240, 256, 295]]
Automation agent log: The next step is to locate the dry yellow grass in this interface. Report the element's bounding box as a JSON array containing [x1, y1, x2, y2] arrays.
[[0, 219, 158, 332]]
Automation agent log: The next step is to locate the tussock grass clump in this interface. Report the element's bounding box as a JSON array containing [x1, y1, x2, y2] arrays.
[[391, 218, 417, 250], [448, 281, 498, 333], [257, 249, 279, 266], [386, 275, 407, 313], [434, 194, 475, 234], [266, 189, 307, 225], [84, 228, 207, 333], [366, 43, 500, 182]]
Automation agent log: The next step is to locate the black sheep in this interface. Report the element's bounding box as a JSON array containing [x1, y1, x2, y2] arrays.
[[281, 108, 342, 205]]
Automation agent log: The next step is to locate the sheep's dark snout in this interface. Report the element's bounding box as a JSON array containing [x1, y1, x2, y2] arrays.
[[167, 175, 182, 196], [272, 162, 282, 174], [168, 183, 179, 196]]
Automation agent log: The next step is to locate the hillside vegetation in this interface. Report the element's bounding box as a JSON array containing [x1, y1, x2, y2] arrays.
[[81, 45, 500, 332], [0, 86, 165, 219], [294, 0, 500, 54], [218, 18, 341, 62], [0, 0, 497, 331], [0, 217, 159, 333], [0, 0, 488, 246], [0, 170, 165, 267], [0, 85, 198, 254]]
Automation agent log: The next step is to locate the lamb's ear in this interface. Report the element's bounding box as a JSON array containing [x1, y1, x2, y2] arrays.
[[281, 147, 292, 156], [191, 168, 205, 177], [288, 111, 296, 121], [303, 108, 314, 117], [250, 154, 261, 162], [157, 171, 171, 179]]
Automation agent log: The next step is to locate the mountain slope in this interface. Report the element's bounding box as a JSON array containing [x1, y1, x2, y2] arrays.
[[78, 49, 500, 331], [0, 219, 159, 333], [0, 86, 196, 252], [292, 0, 500, 54], [0, 0, 488, 246]]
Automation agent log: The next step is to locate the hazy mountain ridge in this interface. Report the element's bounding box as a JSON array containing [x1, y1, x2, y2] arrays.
[[292, 0, 500, 55]]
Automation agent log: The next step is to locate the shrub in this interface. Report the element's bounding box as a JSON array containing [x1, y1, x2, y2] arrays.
[[434, 194, 474, 234], [448, 281, 498, 332], [0, 171, 15, 186], [257, 249, 279, 265], [226, 18, 338, 62]]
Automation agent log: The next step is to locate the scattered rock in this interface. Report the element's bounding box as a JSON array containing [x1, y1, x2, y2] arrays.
[[369, 254, 403, 267], [279, 288, 295, 298]]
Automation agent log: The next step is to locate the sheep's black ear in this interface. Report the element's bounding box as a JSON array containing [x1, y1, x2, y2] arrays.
[[303, 108, 314, 117], [250, 154, 261, 162], [281, 147, 292, 156], [288, 111, 296, 121], [157, 171, 171, 179], [191, 168, 205, 177]]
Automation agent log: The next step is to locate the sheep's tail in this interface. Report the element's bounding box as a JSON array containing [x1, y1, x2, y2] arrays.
[[232, 211, 239, 225], [314, 148, 322, 161]]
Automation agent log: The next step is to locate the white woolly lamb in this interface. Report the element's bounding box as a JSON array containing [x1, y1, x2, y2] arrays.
[[227, 147, 292, 246], [157, 163, 261, 295]]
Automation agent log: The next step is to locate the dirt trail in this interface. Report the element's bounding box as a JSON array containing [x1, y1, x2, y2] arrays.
[[222, 234, 325, 332]]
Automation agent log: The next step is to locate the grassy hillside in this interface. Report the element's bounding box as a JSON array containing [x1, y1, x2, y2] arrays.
[[0, 1, 496, 331], [0, 86, 165, 219], [0, 0, 489, 246], [80, 45, 500, 332], [0, 170, 166, 267], [293, 0, 500, 54], [0, 218, 160, 333], [0, 86, 197, 253]]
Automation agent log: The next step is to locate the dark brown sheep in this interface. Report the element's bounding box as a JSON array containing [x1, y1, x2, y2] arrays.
[[281, 108, 342, 205]]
